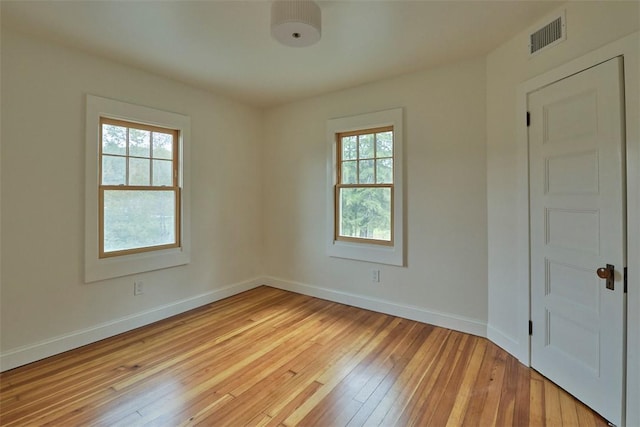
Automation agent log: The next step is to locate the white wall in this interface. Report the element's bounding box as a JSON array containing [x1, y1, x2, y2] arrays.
[[263, 57, 488, 334], [486, 2, 639, 424], [0, 28, 264, 369]]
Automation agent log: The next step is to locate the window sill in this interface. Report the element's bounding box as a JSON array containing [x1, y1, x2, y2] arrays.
[[328, 239, 404, 266]]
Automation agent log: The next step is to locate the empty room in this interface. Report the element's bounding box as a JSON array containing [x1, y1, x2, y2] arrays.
[[1, 1, 639, 425]]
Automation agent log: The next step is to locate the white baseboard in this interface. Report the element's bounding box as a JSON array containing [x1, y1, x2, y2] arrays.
[[264, 276, 487, 338], [0, 277, 264, 372], [1, 276, 494, 372]]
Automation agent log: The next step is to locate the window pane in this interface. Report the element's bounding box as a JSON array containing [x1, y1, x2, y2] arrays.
[[153, 132, 173, 160], [339, 187, 391, 241], [129, 158, 150, 185], [376, 158, 393, 184], [359, 159, 375, 184], [376, 131, 393, 157], [153, 159, 173, 186], [103, 190, 176, 253], [129, 128, 151, 157], [102, 124, 127, 155], [358, 134, 374, 159], [342, 136, 357, 161], [341, 160, 357, 184], [102, 155, 126, 185]]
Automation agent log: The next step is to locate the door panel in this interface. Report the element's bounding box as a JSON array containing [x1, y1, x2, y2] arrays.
[[529, 57, 625, 426]]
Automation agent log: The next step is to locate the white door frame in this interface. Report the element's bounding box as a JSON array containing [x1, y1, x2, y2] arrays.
[[516, 32, 639, 426]]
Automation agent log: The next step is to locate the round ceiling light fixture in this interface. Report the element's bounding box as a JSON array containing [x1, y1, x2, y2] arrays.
[[271, 0, 321, 47]]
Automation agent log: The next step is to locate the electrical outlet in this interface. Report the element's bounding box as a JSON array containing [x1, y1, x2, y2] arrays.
[[371, 269, 380, 283], [134, 281, 144, 296]]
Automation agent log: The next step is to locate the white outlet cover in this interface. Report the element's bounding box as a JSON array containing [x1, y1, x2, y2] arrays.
[[134, 281, 144, 295]]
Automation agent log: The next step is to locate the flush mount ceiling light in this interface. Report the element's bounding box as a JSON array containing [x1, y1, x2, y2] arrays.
[[271, 0, 321, 47]]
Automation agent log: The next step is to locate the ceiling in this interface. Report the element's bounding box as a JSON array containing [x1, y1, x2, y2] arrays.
[[2, 1, 561, 108]]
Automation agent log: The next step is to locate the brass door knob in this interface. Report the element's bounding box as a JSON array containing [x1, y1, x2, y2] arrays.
[[596, 264, 615, 290], [597, 267, 611, 279]]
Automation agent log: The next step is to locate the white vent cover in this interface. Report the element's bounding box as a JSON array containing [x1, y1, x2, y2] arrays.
[[528, 10, 566, 56]]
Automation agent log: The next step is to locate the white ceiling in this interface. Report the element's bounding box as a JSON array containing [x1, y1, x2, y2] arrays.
[[2, 1, 561, 108]]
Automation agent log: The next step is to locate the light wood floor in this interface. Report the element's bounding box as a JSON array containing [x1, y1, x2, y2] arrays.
[[0, 286, 608, 426]]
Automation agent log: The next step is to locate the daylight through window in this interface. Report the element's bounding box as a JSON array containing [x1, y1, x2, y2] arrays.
[[335, 126, 394, 245], [99, 118, 180, 258]]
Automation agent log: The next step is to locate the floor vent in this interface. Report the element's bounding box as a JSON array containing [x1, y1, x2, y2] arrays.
[[529, 11, 566, 56]]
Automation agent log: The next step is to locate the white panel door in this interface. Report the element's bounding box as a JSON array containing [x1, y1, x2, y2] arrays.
[[529, 57, 626, 426]]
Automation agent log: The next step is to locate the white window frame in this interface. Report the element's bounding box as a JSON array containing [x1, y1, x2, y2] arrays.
[[85, 95, 191, 282], [326, 108, 404, 266]]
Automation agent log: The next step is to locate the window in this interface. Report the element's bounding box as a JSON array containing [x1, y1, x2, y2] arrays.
[[99, 118, 180, 258], [85, 95, 190, 282], [335, 126, 394, 245], [327, 108, 404, 266]]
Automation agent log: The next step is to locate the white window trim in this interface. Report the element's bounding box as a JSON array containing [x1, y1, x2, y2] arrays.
[[326, 108, 404, 266], [85, 95, 191, 283]]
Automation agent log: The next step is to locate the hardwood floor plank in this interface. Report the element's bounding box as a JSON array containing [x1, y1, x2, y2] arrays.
[[263, 312, 398, 422], [444, 338, 487, 427], [460, 342, 497, 426], [366, 327, 449, 425], [264, 380, 323, 427], [295, 318, 407, 426], [425, 334, 478, 426], [345, 323, 431, 427], [351, 319, 416, 404], [576, 401, 600, 427], [282, 314, 399, 425], [133, 299, 343, 425], [513, 355, 532, 426], [544, 376, 564, 426], [197, 370, 297, 426], [494, 353, 519, 426], [0, 286, 610, 427], [476, 343, 509, 426], [74, 326, 308, 423], [392, 332, 467, 426], [558, 387, 581, 426], [246, 412, 274, 427], [150, 392, 234, 427], [529, 375, 546, 427]]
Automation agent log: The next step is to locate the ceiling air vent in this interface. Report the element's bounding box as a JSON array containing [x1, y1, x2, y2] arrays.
[[529, 11, 566, 56]]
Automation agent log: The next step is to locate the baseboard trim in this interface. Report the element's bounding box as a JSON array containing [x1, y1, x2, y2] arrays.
[[1, 276, 494, 372], [0, 277, 264, 372], [264, 276, 487, 338]]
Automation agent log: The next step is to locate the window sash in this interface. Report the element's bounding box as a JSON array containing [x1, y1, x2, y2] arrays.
[[99, 187, 181, 258], [335, 125, 395, 246], [335, 184, 394, 245], [99, 117, 180, 258], [99, 117, 179, 188]]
